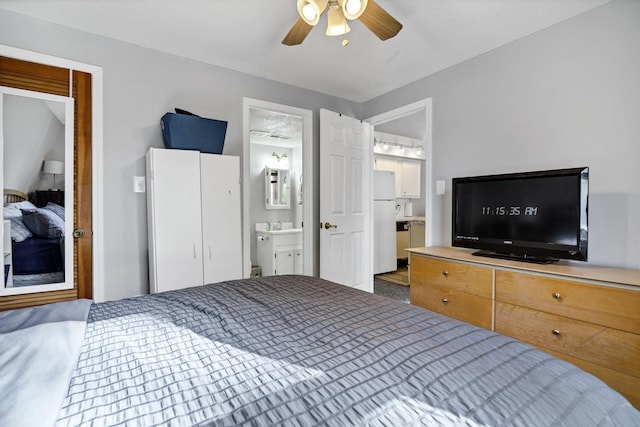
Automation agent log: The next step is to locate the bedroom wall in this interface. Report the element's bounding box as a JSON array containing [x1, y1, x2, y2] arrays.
[[361, 0, 640, 270], [0, 9, 360, 301], [4, 95, 65, 193]]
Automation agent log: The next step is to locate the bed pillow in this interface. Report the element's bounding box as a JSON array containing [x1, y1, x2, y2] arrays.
[[8, 200, 37, 211], [3, 205, 21, 220], [43, 202, 65, 220], [3, 206, 33, 242], [8, 218, 33, 242], [21, 208, 65, 239]]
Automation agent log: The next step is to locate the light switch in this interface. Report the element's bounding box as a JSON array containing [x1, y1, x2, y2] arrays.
[[436, 180, 446, 195], [133, 176, 146, 193]]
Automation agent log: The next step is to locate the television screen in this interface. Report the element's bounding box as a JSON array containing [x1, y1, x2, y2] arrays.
[[452, 167, 588, 263]]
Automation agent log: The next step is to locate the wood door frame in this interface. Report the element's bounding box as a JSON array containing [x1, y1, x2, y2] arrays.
[[0, 44, 105, 303]]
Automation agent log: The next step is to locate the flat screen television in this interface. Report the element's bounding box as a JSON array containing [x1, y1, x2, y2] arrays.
[[452, 167, 589, 263]]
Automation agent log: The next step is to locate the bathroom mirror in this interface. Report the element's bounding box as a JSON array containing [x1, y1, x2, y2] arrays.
[[1, 86, 74, 295], [264, 167, 291, 210]]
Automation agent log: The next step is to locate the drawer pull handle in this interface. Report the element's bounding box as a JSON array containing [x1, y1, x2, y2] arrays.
[[442, 298, 449, 304], [552, 329, 561, 336], [553, 293, 561, 300], [442, 271, 449, 277]]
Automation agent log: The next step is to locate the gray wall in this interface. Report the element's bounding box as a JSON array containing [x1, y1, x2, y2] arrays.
[[363, 0, 640, 270], [0, 9, 360, 301], [4, 95, 65, 193], [2, 0, 638, 302]]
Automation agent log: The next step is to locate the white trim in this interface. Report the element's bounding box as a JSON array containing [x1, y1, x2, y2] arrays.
[[366, 98, 434, 275], [0, 86, 74, 296], [242, 98, 314, 278], [0, 44, 105, 302]]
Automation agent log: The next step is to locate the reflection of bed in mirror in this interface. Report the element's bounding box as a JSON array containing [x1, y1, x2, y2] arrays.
[[3, 190, 65, 287]]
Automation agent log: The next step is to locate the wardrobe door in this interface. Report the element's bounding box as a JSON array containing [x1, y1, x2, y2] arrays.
[[200, 154, 242, 284], [147, 148, 203, 292]]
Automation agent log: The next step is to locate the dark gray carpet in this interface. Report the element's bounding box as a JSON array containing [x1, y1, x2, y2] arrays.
[[373, 279, 409, 304]]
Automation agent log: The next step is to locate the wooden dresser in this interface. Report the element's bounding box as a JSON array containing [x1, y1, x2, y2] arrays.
[[408, 246, 640, 409]]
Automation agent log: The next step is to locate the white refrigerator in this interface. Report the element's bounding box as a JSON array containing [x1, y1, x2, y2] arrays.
[[374, 170, 397, 274]]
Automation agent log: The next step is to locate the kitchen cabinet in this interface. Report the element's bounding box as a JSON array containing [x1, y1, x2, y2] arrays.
[[396, 221, 409, 260], [256, 229, 302, 276], [374, 155, 421, 198], [409, 220, 425, 249], [146, 148, 242, 293], [400, 160, 421, 198]]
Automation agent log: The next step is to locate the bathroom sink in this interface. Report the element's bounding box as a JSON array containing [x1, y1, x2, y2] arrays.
[[257, 228, 302, 235]]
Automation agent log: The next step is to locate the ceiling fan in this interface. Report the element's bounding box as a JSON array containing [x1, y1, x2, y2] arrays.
[[282, 0, 403, 46]]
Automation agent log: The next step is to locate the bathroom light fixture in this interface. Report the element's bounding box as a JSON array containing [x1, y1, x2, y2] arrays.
[[271, 152, 290, 168]]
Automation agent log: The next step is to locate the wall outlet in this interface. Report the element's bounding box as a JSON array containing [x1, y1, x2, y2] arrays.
[[133, 176, 146, 193], [436, 180, 446, 195]]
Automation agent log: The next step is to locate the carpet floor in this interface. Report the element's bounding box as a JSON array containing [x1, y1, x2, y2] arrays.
[[374, 279, 410, 304]]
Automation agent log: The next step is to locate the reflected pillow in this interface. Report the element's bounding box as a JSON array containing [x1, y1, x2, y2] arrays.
[[3, 205, 21, 220], [3, 206, 33, 242], [8, 218, 33, 242], [8, 200, 37, 211], [21, 208, 65, 239], [43, 203, 65, 220]]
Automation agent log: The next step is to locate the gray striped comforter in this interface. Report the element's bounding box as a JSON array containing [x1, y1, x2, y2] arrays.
[[55, 275, 639, 426]]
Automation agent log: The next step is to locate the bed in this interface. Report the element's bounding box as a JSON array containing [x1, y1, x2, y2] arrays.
[[1, 275, 639, 426], [3, 191, 65, 287]]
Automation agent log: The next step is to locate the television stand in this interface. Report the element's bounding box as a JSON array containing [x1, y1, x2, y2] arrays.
[[407, 246, 640, 409], [472, 250, 559, 264]]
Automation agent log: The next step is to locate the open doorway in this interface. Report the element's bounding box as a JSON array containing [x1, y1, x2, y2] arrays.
[[242, 99, 313, 279], [366, 99, 433, 300]]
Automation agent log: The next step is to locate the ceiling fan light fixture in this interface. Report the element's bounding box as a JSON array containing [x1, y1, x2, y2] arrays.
[[297, 0, 329, 26], [343, 0, 368, 20], [326, 6, 350, 36]]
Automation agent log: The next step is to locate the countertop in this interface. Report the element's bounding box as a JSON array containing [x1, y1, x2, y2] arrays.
[[407, 246, 640, 288], [396, 216, 426, 222]]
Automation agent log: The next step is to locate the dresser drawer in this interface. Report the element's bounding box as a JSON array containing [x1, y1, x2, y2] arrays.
[[410, 256, 493, 299], [543, 347, 640, 410], [411, 283, 492, 330], [496, 302, 640, 377], [495, 271, 640, 335]]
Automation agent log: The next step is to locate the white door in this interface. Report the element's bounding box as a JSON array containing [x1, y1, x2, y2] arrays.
[[147, 148, 203, 292], [319, 109, 371, 291], [200, 154, 242, 284]]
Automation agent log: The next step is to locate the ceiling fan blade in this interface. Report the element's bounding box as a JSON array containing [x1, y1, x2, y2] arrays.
[[282, 17, 314, 46], [358, 0, 403, 41]]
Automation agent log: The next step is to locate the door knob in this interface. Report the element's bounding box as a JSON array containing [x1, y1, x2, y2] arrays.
[[323, 222, 338, 230], [72, 228, 85, 239]]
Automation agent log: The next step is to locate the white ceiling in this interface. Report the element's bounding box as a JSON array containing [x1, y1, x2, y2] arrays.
[[0, 0, 611, 103]]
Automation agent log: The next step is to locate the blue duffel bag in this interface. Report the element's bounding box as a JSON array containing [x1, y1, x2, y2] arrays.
[[160, 109, 227, 154]]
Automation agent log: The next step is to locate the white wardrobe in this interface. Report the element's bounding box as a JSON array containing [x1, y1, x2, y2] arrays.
[[146, 147, 242, 293]]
